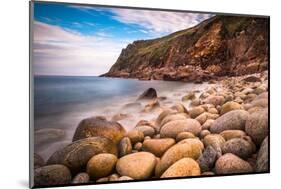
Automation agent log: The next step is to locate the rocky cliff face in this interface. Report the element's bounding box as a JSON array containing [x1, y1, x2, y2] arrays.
[[102, 15, 269, 82]]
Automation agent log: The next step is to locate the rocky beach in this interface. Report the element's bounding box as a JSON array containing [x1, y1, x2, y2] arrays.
[[32, 14, 269, 187], [33, 71, 269, 186]]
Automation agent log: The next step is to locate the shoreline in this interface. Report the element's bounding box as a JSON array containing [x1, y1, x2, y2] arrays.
[[33, 71, 268, 186]]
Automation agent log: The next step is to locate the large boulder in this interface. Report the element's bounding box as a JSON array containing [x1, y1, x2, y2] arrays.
[[204, 95, 225, 106], [118, 137, 132, 157], [210, 110, 249, 133], [86, 153, 117, 179], [256, 136, 269, 172], [160, 114, 188, 127], [220, 101, 242, 115], [47, 137, 117, 173], [161, 158, 200, 178], [127, 130, 144, 144], [215, 153, 253, 174], [34, 164, 71, 186], [176, 132, 196, 142], [160, 119, 201, 138], [245, 108, 268, 146], [155, 109, 176, 126], [222, 138, 255, 159], [189, 107, 205, 119], [138, 88, 157, 99], [142, 138, 175, 157], [203, 134, 225, 157], [72, 116, 126, 143], [155, 141, 203, 176], [134, 126, 155, 137], [116, 152, 156, 180]]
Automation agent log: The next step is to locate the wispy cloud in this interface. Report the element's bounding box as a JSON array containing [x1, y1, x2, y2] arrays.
[[33, 21, 127, 76], [111, 9, 213, 35]]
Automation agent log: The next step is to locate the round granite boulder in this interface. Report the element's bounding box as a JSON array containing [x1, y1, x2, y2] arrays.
[[34, 164, 72, 186], [142, 138, 175, 157], [219, 130, 246, 141], [222, 138, 255, 159], [220, 101, 242, 115], [160, 119, 201, 138], [161, 158, 200, 178], [47, 137, 117, 173], [116, 152, 156, 180], [127, 130, 144, 144], [72, 116, 126, 143], [210, 110, 249, 133]]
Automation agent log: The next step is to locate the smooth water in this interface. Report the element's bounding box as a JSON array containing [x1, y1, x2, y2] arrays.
[[34, 75, 208, 160]]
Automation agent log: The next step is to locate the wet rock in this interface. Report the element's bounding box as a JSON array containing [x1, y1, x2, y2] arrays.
[[160, 113, 188, 127], [127, 130, 144, 144], [176, 132, 196, 142], [210, 110, 249, 133], [222, 138, 255, 159], [72, 172, 90, 184], [182, 92, 196, 101], [116, 152, 156, 180], [191, 98, 201, 106], [160, 119, 201, 138], [138, 88, 157, 99], [220, 130, 246, 141], [245, 108, 268, 146], [197, 146, 217, 172], [155, 109, 176, 126], [172, 103, 188, 113], [34, 164, 71, 186], [111, 113, 130, 122], [256, 136, 268, 172], [220, 101, 242, 115], [47, 137, 117, 173], [86, 153, 117, 179], [155, 141, 203, 176], [142, 138, 175, 157], [161, 158, 200, 178], [72, 116, 126, 143], [143, 99, 160, 112], [118, 137, 132, 157], [135, 126, 155, 137], [215, 153, 253, 174]]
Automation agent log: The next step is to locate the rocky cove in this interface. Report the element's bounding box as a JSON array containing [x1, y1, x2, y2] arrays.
[[33, 71, 269, 187]]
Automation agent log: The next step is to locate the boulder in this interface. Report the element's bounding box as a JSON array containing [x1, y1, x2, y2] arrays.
[[142, 138, 175, 157], [202, 119, 214, 130], [134, 126, 155, 137], [160, 114, 188, 127], [210, 110, 249, 133], [127, 130, 144, 144], [195, 112, 219, 125], [215, 153, 253, 174], [204, 96, 225, 106], [118, 137, 132, 157], [245, 108, 268, 146], [256, 136, 269, 172], [172, 103, 188, 113], [116, 152, 156, 180], [72, 116, 126, 143], [189, 107, 205, 118], [222, 138, 255, 159], [160, 119, 201, 138], [34, 164, 71, 186], [138, 88, 157, 99], [155, 109, 176, 126], [155, 141, 203, 176], [200, 130, 211, 139], [220, 130, 246, 141], [72, 172, 90, 184], [220, 101, 242, 115], [176, 132, 195, 142], [47, 137, 117, 173], [197, 146, 217, 172], [86, 153, 117, 179], [161, 158, 200, 178], [203, 134, 225, 157]]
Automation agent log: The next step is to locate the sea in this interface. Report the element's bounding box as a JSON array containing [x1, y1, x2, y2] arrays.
[[33, 75, 209, 160]]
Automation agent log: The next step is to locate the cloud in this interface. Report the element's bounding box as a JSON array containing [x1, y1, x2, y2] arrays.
[[110, 9, 213, 35], [33, 21, 127, 76]]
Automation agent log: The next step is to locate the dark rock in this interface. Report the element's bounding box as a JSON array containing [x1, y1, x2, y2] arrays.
[[256, 136, 268, 172], [243, 76, 262, 82], [197, 146, 217, 172], [138, 88, 157, 99], [34, 164, 71, 186], [118, 137, 132, 157], [72, 116, 126, 143], [222, 138, 255, 159], [34, 153, 44, 169]]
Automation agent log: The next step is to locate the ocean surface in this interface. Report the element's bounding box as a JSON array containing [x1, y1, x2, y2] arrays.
[[33, 75, 209, 160]]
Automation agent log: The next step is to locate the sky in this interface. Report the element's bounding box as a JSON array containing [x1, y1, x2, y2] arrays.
[[33, 2, 213, 76]]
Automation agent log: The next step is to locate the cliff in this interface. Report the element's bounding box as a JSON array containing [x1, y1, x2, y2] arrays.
[[102, 15, 269, 82]]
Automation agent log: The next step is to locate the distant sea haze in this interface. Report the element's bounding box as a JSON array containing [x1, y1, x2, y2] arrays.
[[33, 75, 207, 159]]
